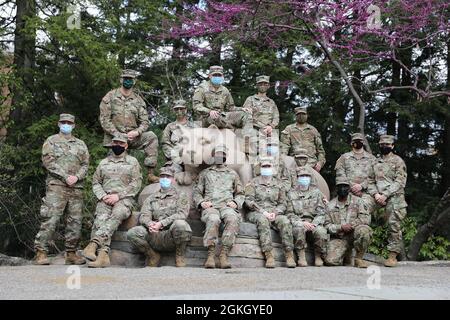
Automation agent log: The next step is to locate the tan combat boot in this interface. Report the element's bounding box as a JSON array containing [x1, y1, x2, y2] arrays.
[[264, 250, 275, 269], [354, 250, 369, 268], [285, 250, 296, 268], [384, 251, 398, 267], [175, 243, 187, 267], [204, 245, 216, 269], [219, 246, 232, 269], [147, 169, 159, 184], [314, 251, 324, 267], [87, 249, 110, 268], [34, 250, 50, 265], [296, 249, 308, 267], [82, 241, 98, 261], [145, 247, 161, 267], [65, 251, 86, 265]]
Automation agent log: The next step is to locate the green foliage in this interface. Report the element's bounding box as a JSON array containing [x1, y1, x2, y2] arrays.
[[369, 216, 450, 261]]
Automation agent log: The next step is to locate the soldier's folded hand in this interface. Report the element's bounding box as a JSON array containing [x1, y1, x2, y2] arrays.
[[66, 175, 78, 186], [209, 110, 220, 119], [313, 163, 322, 172], [341, 223, 353, 233], [351, 184, 362, 193], [226, 201, 237, 209], [303, 221, 315, 231], [149, 221, 162, 233], [127, 130, 139, 140], [201, 201, 213, 209], [263, 125, 273, 136]]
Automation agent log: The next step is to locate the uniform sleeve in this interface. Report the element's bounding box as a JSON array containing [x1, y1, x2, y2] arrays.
[[275, 186, 287, 214], [334, 155, 347, 185], [41, 138, 69, 182], [232, 173, 245, 209], [367, 160, 378, 196], [92, 163, 107, 200], [224, 90, 236, 112], [350, 200, 371, 228], [193, 87, 211, 116], [136, 97, 150, 134], [193, 171, 206, 208], [324, 208, 341, 235], [315, 131, 326, 167], [75, 141, 90, 181], [382, 158, 407, 198], [312, 191, 327, 226], [118, 159, 142, 200], [271, 104, 280, 129], [280, 127, 291, 155], [161, 124, 173, 160], [139, 198, 154, 227], [244, 182, 259, 211], [99, 92, 118, 136], [159, 192, 190, 227], [285, 192, 295, 218]]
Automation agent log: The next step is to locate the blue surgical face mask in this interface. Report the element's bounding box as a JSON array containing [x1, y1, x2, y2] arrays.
[[159, 177, 172, 189], [60, 124, 73, 135], [211, 76, 224, 86], [267, 146, 278, 155], [297, 176, 311, 187], [260, 167, 273, 177]]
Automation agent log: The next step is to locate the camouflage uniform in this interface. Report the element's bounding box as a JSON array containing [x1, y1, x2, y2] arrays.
[[280, 107, 326, 168], [99, 69, 158, 168], [244, 171, 293, 252], [90, 134, 142, 252], [161, 100, 199, 166], [34, 114, 89, 253], [368, 135, 408, 254], [193, 66, 252, 130], [286, 171, 328, 254], [242, 75, 279, 152], [288, 149, 319, 188], [193, 158, 244, 248], [324, 194, 372, 266], [127, 176, 192, 253], [335, 133, 376, 213]]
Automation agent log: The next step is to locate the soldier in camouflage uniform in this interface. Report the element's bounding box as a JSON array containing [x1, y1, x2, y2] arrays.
[[324, 177, 372, 268], [127, 167, 192, 267], [193, 145, 244, 269], [99, 69, 159, 183], [244, 157, 296, 268], [242, 75, 279, 154], [281, 107, 326, 172], [335, 133, 376, 214], [368, 135, 408, 267], [34, 114, 89, 265], [286, 168, 328, 267], [192, 66, 253, 140], [290, 148, 319, 189], [83, 133, 142, 268], [161, 99, 199, 185]]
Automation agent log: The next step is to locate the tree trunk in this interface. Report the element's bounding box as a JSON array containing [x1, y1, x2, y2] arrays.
[[386, 59, 400, 135], [407, 188, 450, 260], [11, 0, 36, 124], [441, 40, 450, 194]]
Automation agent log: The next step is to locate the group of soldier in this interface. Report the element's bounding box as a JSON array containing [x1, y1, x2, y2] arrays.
[[33, 66, 408, 270]]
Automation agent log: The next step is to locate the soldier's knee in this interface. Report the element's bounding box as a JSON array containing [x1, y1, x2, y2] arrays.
[[141, 130, 157, 141], [127, 226, 147, 241], [313, 226, 328, 239], [255, 216, 270, 228], [354, 225, 372, 238], [205, 214, 221, 226], [172, 220, 192, 233], [275, 215, 289, 225]]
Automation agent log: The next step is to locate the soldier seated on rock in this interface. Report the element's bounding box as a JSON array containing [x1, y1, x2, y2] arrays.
[[193, 145, 244, 269], [82, 133, 142, 268], [324, 177, 372, 268], [127, 167, 192, 267], [244, 157, 296, 268], [286, 168, 328, 267]]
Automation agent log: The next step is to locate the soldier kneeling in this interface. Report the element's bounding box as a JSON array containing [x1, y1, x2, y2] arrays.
[[324, 177, 372, 268], [127, 167, 192, 267]]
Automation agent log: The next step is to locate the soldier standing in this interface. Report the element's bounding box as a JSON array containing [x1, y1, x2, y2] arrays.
[[34, 114, 89, 265], [82, 133, 142, 268], [368, 135, 408, 267], [99, 69, 159, 183], [335, 133, 376, 214], [286, 168, 328, 267], [161, 99, 199, 184], [127, 167, 192, 267], [281, 107, 326, 172], [324, 177, 372, 268], [244, 158, 296, 268], [193, 145, 244, 269]]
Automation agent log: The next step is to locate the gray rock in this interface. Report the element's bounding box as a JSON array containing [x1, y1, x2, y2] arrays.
[[0, 253, 31, 266]]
